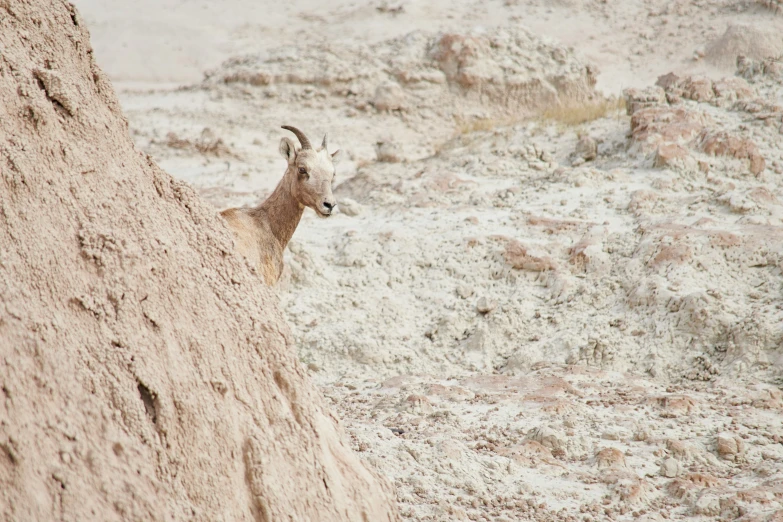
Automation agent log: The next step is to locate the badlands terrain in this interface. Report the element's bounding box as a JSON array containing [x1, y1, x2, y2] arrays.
[[73, 0, 783, 520]]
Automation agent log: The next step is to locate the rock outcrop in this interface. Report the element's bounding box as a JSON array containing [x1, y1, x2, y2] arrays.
[[705, 23, 783, 69], [0, 1, 399, 520], [207, 27, 597, 122]]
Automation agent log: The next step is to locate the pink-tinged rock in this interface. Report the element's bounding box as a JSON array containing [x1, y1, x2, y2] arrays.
[[748, 187, 778, 205], [651, 244, 693, 268], [652, 394, 698, 415], [716, 432, 745, 461], [679, 76, 715, 103], [595, 447, 626, 469], [699, 130, 766, 175], [623, 86, 666, 115], [654, 143, 690, 169], [628, 189, 660, 214], [712, 77, 755, 104], [630, 106, 710, 150], [504, 240, 558, 271]]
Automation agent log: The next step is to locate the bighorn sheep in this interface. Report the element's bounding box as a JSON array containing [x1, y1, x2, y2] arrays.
[[221, 126, 340, 285]]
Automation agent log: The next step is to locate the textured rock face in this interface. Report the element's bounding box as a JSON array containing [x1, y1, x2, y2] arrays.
[[0, 2, 399, 521], [737, 55, 783, 80], [705, 23, 783, 69], [207, 27, 597, 123], [698, 130, 766, 176], [625, 74, 771, 177]]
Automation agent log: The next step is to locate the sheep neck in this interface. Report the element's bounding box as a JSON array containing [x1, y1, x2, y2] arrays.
[[254, 174, 303, 249]]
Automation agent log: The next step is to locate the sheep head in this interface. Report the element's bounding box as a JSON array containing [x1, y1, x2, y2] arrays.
[[280, 125, 340, 217]]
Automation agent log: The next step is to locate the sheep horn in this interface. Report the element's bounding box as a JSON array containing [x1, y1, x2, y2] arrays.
[[281, 125, 312, 150]]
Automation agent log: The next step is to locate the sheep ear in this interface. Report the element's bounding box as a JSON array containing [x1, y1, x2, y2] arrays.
[[279, 137, 297, 162], [330, 149, 341, 164]]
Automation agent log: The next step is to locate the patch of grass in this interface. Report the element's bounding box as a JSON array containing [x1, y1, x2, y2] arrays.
[[538, 97, 626, 126], [454, 115, 522, 135], [452, 97, 627, 137]]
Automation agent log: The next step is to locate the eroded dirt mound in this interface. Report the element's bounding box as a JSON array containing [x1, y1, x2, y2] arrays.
[[705, 23, 783, 69], [0, 1, 399, 521], [206, 27, 597, 121]]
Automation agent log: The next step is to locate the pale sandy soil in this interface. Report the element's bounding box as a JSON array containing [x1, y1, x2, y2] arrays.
[[73, 0, 783, 520]]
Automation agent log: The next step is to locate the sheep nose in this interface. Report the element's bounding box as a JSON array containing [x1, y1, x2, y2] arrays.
[[323, 201, 335, 210]]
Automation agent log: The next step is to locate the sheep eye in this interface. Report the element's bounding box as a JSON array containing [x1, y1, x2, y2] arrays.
[[298, 167, 307, 175]]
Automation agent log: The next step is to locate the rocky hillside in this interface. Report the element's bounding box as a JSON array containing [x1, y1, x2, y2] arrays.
[[0, 1, 399, 520], [60, 0, 783, 519]]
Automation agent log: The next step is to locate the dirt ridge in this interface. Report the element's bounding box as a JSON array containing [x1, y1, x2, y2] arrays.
[[0, 1, 399, 520]]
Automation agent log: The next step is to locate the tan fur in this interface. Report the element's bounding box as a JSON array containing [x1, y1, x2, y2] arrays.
[[220, 127, 339, 285]]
